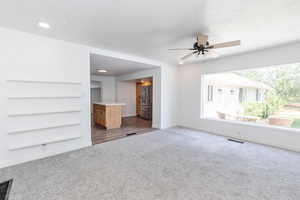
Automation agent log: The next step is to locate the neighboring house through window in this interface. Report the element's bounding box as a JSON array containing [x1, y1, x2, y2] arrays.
[[230, 89, 235, 95], [256, 89, 261, 101], [239, 88, 244, 103]]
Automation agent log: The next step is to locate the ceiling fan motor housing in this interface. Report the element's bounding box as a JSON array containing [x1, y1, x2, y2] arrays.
[[194, 42, 208, 55]]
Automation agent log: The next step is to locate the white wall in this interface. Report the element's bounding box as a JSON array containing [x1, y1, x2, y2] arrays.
[[245, 88, 257, 102], [91, 75, 116, 102], [90, 81, 102, 111], [0, 27, 91, 168], [178, 42, 300, 152], [90, 88, 102, 111], [0, 27, 178, 168], [116, 81, 136, 117], [161, 65, 178, 128], [0, 40, 6, 168]]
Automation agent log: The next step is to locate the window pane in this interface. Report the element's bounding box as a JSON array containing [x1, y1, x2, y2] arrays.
[[203, 63, 300, 130]]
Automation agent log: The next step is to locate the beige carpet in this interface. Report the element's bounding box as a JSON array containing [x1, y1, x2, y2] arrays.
[[1, 127, 300, 200]]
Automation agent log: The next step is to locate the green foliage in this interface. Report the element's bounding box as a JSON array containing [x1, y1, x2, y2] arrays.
[[292, 119, 300, 129], [242, 102, 271, 119], [274, 77, 300, 103], [265, 95, 286, 114], [236, 64, 300, 103], [243, 102, 264, 118], [243, 95, 286, 119], [261, 104, 270, 119]]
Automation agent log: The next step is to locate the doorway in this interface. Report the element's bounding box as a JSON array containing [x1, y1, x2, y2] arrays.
[[89, 53, 160, 145], [90, 76, 156, 145]]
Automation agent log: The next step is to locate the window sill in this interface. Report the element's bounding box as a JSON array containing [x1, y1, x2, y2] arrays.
[[201, 117, 300, 133]]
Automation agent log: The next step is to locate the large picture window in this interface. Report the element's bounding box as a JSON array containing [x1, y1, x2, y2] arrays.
[[202, 63, 300, 130]]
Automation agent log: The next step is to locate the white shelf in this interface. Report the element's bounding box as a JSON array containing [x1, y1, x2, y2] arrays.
[[6, 80, 81, 85], [8, 96, 81, 99], [8, 123, 80, 134], [8, 135, 81, 151], [8, 110, 81, 117]]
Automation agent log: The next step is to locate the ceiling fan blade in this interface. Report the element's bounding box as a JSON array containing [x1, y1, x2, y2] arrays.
[[168, 48, 195, 51], [206, 49, 219, 58], [197, 34, 208, 46], [210, 40, 241, 49], [181, 51, 197, 60]]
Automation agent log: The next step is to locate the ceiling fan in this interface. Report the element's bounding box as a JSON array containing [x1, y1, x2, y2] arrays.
[[169, 34, 241, 61]]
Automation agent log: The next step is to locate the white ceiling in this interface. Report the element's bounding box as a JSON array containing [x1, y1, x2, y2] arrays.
[[1, 0, 300, 65], [90, 54, 158, 76]]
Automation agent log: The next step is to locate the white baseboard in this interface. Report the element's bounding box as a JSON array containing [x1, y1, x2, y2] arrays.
[[177, 125, 300, 153]]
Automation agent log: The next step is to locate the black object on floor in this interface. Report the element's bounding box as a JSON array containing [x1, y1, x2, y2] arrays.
[[127, 133, 137, 136], [0, 179, 13, 200], [228, 138, 244, 144]]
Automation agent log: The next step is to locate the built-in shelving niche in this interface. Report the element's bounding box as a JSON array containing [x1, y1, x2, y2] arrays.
[[6, 80, 82, 151]]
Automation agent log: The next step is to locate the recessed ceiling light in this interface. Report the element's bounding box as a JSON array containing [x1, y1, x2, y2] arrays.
[[179, 61, 184, 65], [97, 69, 107, 73], [37, 21, 51, 29]]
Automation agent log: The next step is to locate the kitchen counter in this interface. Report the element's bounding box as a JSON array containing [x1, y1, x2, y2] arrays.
[[93, 102, 125, 129], [93, 102, 126, 106]]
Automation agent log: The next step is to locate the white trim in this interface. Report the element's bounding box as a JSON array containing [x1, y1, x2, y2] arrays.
[[8, 110, 81, 117], [178, 125, 300, 153], [9, 135, 81, 151], [200, 75, 205, 119], [6, 79, 81, 85], [8, 123, 80, 134], [201, 117, 300, 133], [8, 96, 81, 99]]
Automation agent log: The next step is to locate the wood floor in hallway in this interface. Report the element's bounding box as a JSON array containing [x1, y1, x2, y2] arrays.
[[92, 116, 156, 145]]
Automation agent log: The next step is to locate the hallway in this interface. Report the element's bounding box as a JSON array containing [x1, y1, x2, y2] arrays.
[[92, 116, 155, 145]]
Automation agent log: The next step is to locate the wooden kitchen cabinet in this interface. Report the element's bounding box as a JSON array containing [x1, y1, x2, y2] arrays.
[[93, 103, 124, 129]]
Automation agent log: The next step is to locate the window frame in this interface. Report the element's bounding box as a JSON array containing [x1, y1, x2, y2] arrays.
[[200, 69, 300, 132]]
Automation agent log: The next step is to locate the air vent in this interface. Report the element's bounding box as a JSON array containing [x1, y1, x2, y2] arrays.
[[228, 138, 244, 144], [0, 179, 13, 200], [126, 133, 137, 136]]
